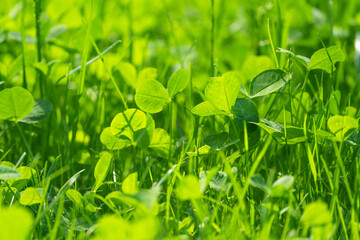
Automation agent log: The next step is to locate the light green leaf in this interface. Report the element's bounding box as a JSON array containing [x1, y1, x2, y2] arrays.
[[122, 172, 139, 195], [327, 115, 359, 140], [20, 187, 42, 205], [94, 152, 112, 191], [250, 175, 270, 193], [192, 101, 227, 116], [19, 99, 53, 124], [0, 207, 33, 240], [119, 61, 137, 89], [66, 189, 84, 209], [301, 201, 332, 226], [137, 67, 157, 86], [205, 72, 240, 113], [277, 48, 310, 68], [0, 87, 34, 121], [149, 128, 171, 158], [94, 215, 159, 240], [167, 68, 189, 98], [250, 69, 289, 98], [176, 175, 202, 201], [100, 127, 131, 150], [0, 165, 21, 180], [309, 46, 345, 73], [110, 109, 147, 141], [135, 80, 170, 113]]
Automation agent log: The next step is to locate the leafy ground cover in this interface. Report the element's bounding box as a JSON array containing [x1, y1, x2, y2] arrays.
[[1, 0, 360, 239]]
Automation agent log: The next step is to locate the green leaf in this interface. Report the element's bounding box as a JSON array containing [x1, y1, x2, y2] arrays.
[[0, 165, 21, 180], [327, 115, 359, 140], [250, 175, 270, 193], [137, 67, 157, 86], [100, 127, 131, 150], [205, 72, 240, 113], [20, 187, 42, 205], [94, 152, 112, 191], [19, 99, 53, 124], [0, 207, 33, 240], [301, 201, 332, 226], [135, 80, 170, 113], [134, 113, 155, 149], [203, 132, 228, 150], [309, 46, 345, 73], [167, 68, 189, 98], [231, 98, 259, 128], [176, 175, 203, 201], [66, 189, 84, 209], [118, 61, 137, 89], [0, 87, 35, 121], [191, 101, 227, 116], [277, 48, 310, 68], [270, 175, 294, 197], [149, 128, 171, 158], [122, 172, 139, 195], [208, 171, 231, 192], [110, 109, 147, 141], [94, 215, 159, 240], [250, 69, 289, 98]]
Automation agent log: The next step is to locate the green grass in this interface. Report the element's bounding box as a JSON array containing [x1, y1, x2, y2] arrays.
[[1, 0, 360, 239]]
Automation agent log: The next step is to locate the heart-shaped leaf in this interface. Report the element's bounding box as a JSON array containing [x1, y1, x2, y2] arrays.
[[327, 115, 359, 140], [192, 101, 226, 116], [110, 109, 147, 141], [309, 46, 345, 73], [135, 80, 170, 113], [0, 87, 34, 121], [167, 68, 189, 98], [205, 72, 240, 113], [20, 187, 42, 205]]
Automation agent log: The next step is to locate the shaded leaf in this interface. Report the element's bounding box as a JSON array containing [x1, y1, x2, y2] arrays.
[[19, 99, 53, 124]]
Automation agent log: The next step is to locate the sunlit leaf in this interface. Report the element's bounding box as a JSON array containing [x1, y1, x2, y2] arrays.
[[328, 115, 358, 140], [20, 187, 42, 205], [309, 46, 345, 73], [135, 80, 170, 113], [205, 72, 240, 113], [94, 152, 112, 191], [0, 87, 34, 121], [167, 68, 189, 98], [0, 207, 33, 240]]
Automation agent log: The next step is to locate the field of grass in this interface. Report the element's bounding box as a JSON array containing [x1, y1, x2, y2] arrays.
[[1, 0, 360, 239]]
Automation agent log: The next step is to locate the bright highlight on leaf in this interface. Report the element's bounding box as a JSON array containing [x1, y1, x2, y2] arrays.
[[327, 115, 359, 140]]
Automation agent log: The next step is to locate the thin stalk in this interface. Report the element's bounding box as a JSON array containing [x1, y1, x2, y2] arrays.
[[267, 18, 279, 69], [33, 0, 44, 97], [16, 122, 34, 161], [21, 0, 27, 89], [210, 0, 215, 76]]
